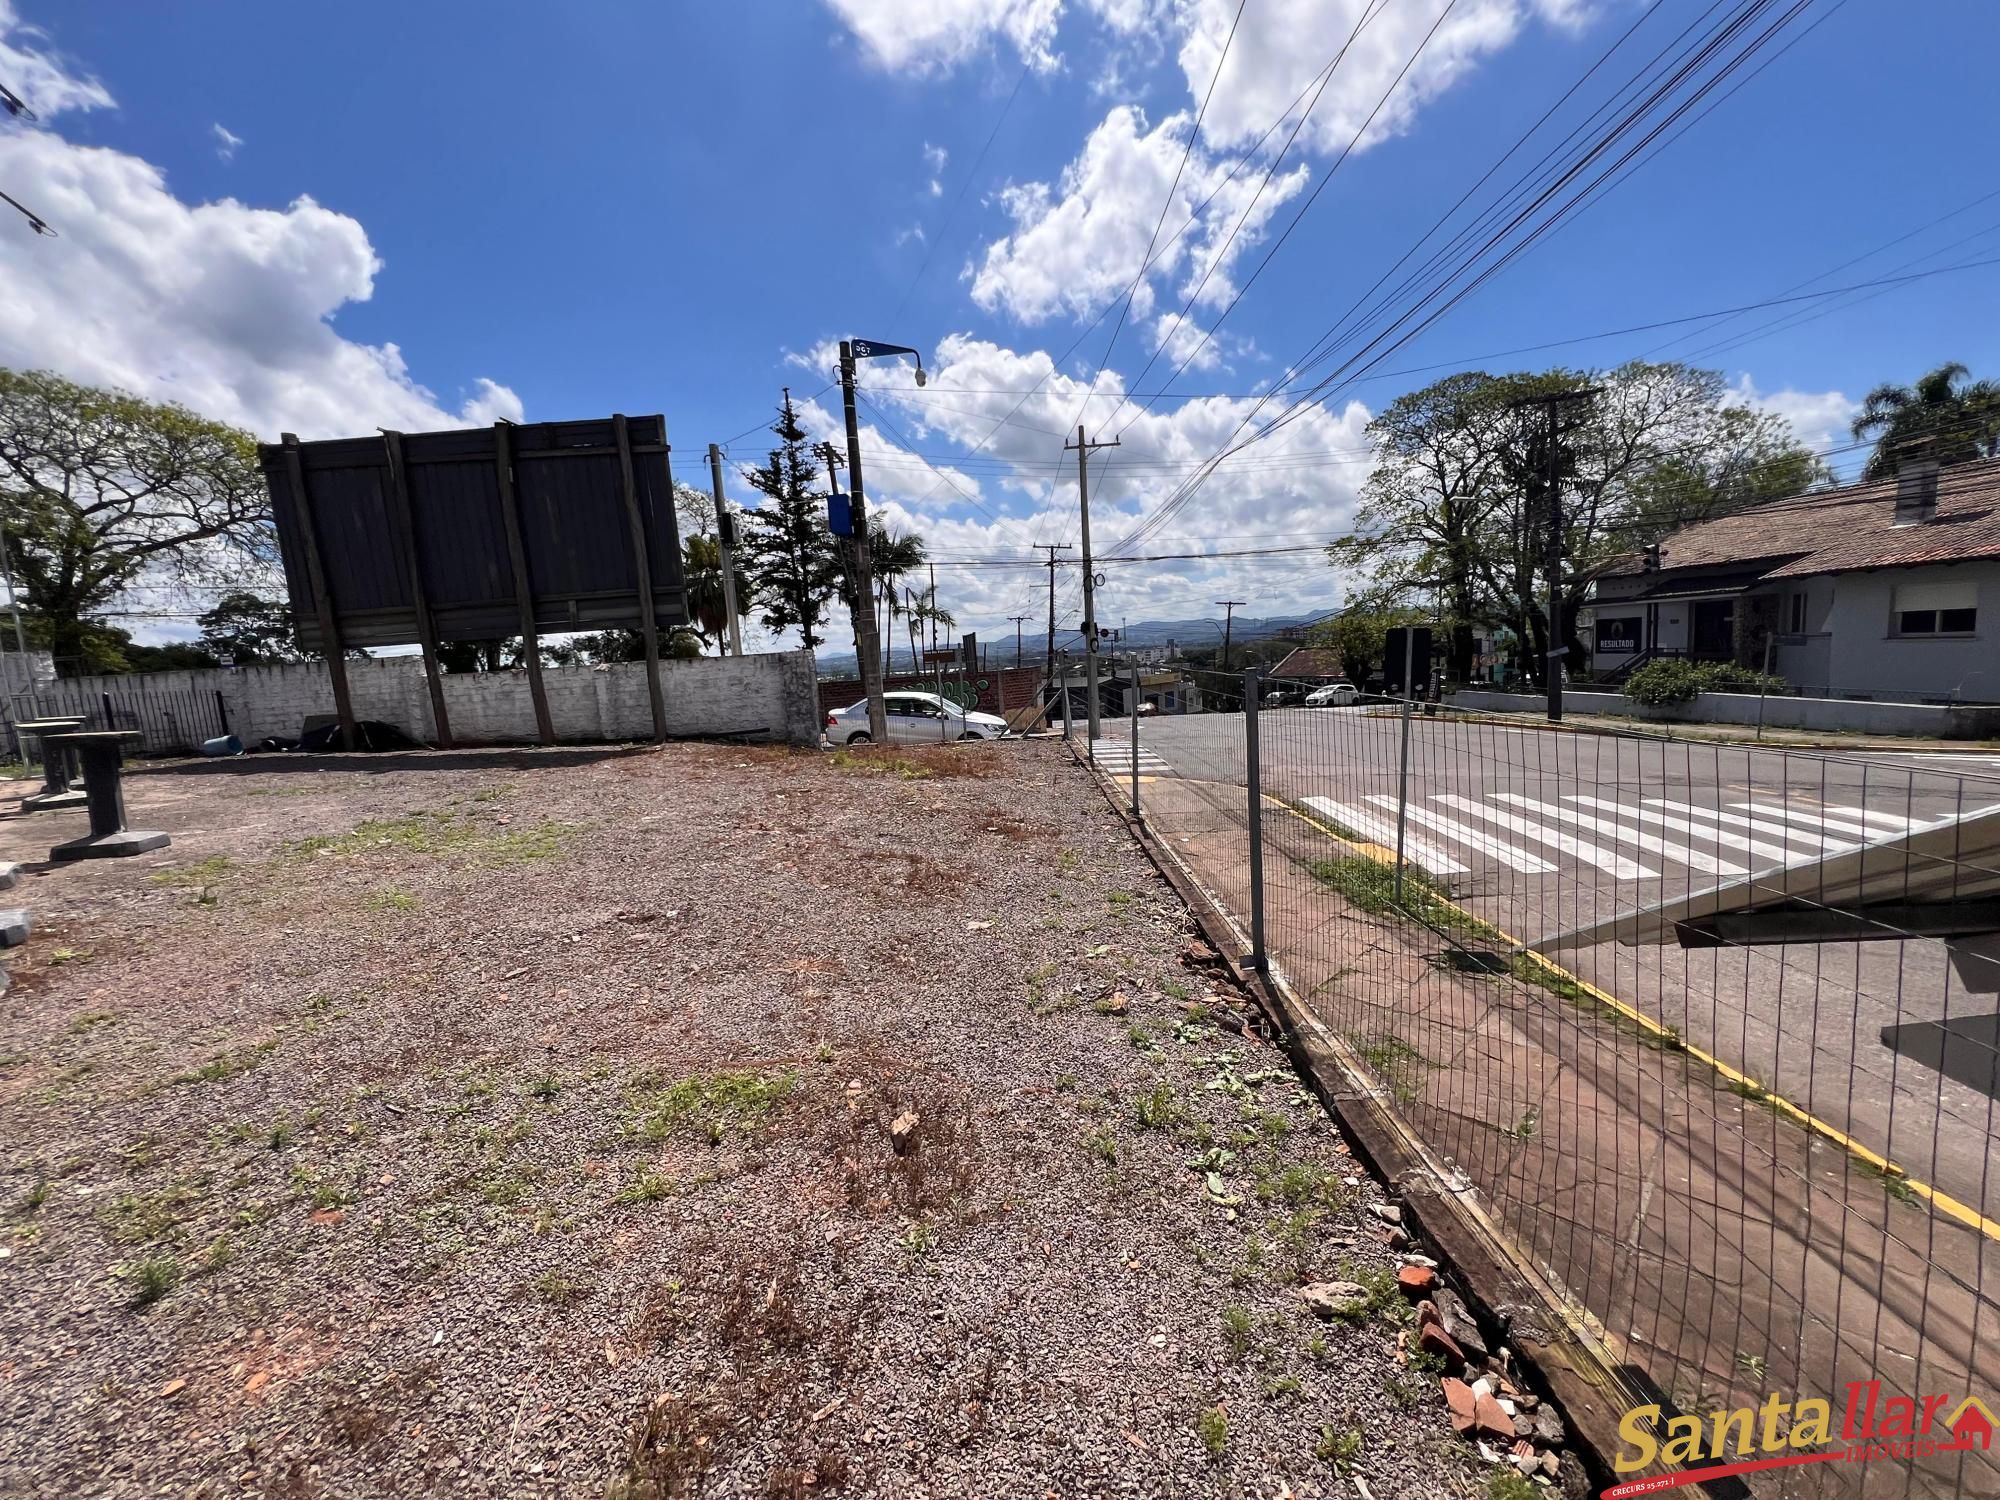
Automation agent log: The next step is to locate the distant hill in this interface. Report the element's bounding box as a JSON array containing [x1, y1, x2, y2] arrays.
[[811, 610, 1334, 677]]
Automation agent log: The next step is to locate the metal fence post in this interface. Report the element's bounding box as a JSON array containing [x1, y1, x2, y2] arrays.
[[1242, 669, 1268, 973], [1393, 696, 1414, 906], [1129, 660, 1141, 820]]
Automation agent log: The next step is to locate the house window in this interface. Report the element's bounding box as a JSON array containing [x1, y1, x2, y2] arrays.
[[1788, 591, 1806, 633], [1891, 581, 1978, 637]]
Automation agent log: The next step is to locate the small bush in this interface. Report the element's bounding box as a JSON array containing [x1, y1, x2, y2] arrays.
[[1221, 1303, 1254, 1360], [129, 1254, 180, 1307], [1624, 658, 1787, 706], [1196, 1406, 1228, 1459]]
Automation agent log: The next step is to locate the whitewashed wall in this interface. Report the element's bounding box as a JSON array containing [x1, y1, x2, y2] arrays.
[[54, 651, 821, 748]]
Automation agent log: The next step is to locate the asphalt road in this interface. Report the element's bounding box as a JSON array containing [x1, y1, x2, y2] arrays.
[[1101, 708, 2000, 1223]]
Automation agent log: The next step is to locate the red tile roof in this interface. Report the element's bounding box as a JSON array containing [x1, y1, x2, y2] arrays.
[[1606, 458, 2000, 580], [1270, 647, 1347, 681]]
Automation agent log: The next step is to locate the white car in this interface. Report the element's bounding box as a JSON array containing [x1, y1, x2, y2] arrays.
[[1306, 682, 1360, 707], [824, 691, 1010, 745]]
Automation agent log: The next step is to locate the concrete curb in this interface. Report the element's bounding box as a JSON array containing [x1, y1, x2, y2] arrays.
[[1064, 741, 1635, 1494]]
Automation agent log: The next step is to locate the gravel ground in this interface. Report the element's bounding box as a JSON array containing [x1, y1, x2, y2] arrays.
[[0, 739, 1490, 1499]]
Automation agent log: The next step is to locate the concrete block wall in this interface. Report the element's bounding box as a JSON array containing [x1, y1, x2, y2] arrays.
[[1449, 687, 2000, 739], [56, 650, 821, 748]]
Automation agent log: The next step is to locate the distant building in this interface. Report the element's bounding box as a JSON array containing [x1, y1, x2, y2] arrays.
[[1268, 647, 1346, 684], [1585, 458, 2000, 701]]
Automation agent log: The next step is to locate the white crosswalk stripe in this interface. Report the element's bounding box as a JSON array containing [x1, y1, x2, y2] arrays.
[[1564, 795, 1799, 866], [1493, 794, 1749, 877], [1288, 781, 1954, 888], [1093, 738, 1175, 777], [1728, 799, 1915, 838], [1367, 796, 1560, 874], [1642, 799, 1856, 852], [1437, 794, 1658, 880], [1299, 797, 1470, 875]]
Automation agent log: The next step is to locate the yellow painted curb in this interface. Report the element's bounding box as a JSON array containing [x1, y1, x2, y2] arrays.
[[1281, 803, 2000, 1245]]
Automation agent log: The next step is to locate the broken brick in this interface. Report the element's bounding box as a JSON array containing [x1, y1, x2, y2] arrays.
[[1418, 1321, 1465, 1369], [1397, 1264, 1437, 1296], [1473, 1393, 1515, 1443], [1442, 1377, 1476, 1434]]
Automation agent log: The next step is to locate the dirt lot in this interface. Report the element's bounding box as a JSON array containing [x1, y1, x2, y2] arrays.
[[0, 739, 1489, 1499]]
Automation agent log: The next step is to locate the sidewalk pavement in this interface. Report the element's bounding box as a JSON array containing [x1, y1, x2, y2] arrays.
[[1138, 770, 2000, 1498]]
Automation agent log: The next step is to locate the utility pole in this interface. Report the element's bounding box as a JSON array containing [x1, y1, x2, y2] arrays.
[[1216, 600, 1245, 676], [1008, 614, 1030, 669], [1036, 542, 1072, 688], [1065, 425, 1119, 748], [1506, 387, 1601, 724], [836, 338, 928, 747], [706, 443, 743, 657]]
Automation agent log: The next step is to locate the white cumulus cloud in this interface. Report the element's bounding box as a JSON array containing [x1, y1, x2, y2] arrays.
[[1178, 0, 1564, 158], [0, 8, 521, 442], [968, 104, 1310, 327], [1729, 375, 1858, 465], [823, 0, 1064, 75]]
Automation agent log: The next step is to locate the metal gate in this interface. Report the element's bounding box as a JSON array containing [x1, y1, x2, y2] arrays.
[[5, 681, 227, 759]]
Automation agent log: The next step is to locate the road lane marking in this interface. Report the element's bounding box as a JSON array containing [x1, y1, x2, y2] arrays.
[[1436, 794, 1658, 880], [1495, 795, 1749, 877], [1273, 796, 2000, 1246], [1367, 796, 1560, 874], [1298, 797, 1469, 875], [1643, 798, 1857, 852], [1565, 795, 1799, 865]]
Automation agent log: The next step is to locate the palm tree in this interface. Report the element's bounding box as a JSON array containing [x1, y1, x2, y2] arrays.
[[1852, 362, 2000, 479], [680, 534, 749, 652], [857, 522, 926, 673]]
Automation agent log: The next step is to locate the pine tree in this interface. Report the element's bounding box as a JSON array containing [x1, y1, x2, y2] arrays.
[[740, 392, 844, 650]]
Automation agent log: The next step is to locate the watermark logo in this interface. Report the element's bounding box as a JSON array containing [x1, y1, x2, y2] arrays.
[[1605, 1383, 1995, 1496]]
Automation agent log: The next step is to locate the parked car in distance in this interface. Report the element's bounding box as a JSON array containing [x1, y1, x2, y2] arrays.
[[1306, 682, 1359, 707], [824, 691, 1010, 745], [1262, 686, 1306, 707]]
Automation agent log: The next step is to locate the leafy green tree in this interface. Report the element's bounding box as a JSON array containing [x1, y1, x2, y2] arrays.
[[1331, 361, 1823, 686], [0, 370, 273, 673], [1305, 603, 1429, 684], [1328, 372, 1518, 683], [126, 639, 222, 671], [197, 590, 300, 664], [740, 394, 843, 651], [1851, 361, 2000, 478]]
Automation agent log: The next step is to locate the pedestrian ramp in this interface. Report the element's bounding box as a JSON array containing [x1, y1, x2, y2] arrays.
[[1296, 791, 1988, 886]]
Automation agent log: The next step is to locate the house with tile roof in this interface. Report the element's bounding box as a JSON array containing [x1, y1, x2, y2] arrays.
[[1583, 458, 2000, 701]]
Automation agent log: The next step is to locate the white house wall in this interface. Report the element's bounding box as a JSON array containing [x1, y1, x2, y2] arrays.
[[1823, 563, 1998, 701]]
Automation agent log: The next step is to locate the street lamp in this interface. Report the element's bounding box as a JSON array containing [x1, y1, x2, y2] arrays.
[[837, 338, 927, 746]]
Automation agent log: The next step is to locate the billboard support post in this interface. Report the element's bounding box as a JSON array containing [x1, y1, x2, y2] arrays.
[[381, 430, 454, 749], [492, 422, 555, 744], [279, 432, 356, 752], [612, 413, 669, 743]]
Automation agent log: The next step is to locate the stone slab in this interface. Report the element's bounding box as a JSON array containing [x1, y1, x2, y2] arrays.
[[21, 789, 88, 812], [50, 829, 171, 862], [0, 909, 26, 947]]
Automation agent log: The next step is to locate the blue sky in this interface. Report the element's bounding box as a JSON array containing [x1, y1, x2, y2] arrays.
[[3, 0, 1997, 648]]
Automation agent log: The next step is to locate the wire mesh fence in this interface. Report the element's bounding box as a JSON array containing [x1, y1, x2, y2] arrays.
[[1095, 674, 2000, 1496]]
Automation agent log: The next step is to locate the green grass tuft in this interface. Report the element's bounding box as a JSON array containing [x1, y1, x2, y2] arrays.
[[625, 1069, 794, 1142]]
